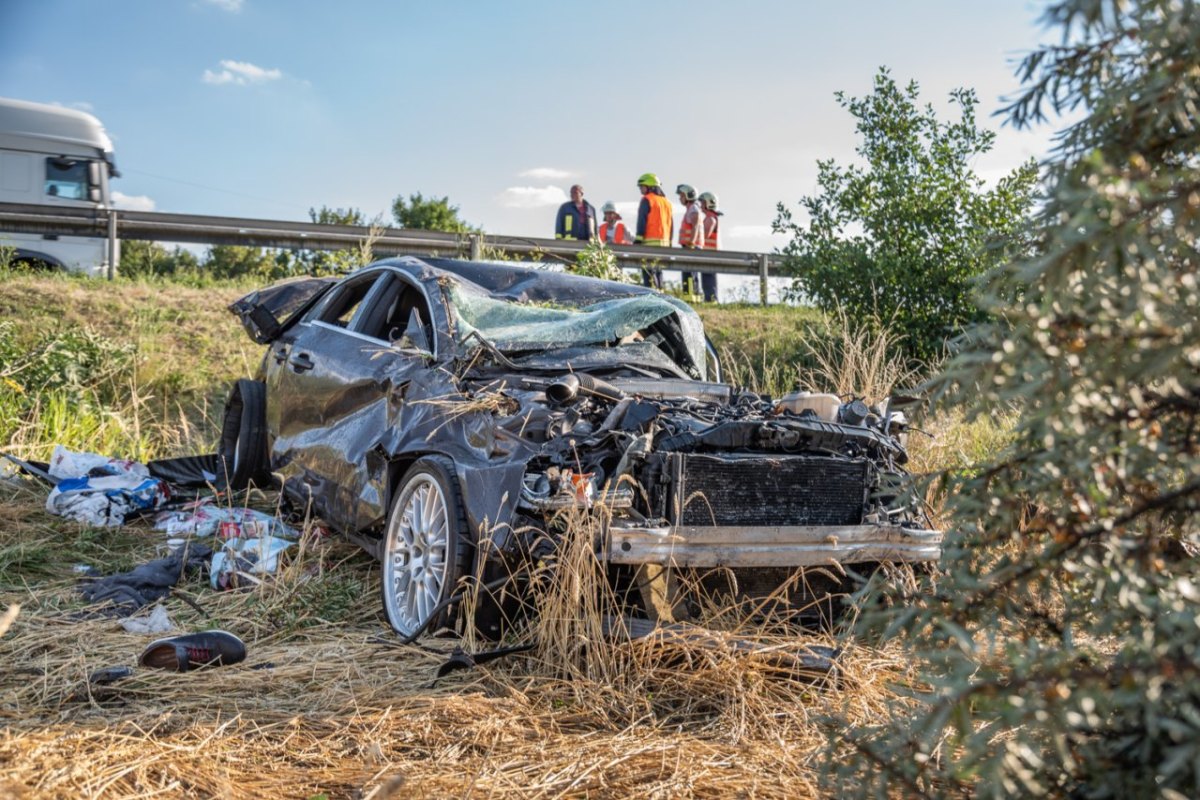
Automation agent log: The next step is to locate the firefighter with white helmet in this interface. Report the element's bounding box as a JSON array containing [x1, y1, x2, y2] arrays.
[[598, 201, 633, 245], [698, 191, 722, 301], [676, 182, 705, 297]]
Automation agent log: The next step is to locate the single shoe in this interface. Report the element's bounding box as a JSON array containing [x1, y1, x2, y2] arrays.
[[138, 630, 247, 672]]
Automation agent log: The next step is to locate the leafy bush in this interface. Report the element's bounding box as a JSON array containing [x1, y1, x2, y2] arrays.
[[568, 240, 631, 283], [830, 3, 1200, 797], [0, 321, 135, 402], [0, 321, 141, 455], [774, 68, 1037, 364]]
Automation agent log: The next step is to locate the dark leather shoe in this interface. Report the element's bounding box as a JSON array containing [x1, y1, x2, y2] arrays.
[[139, 630, 247, 671]]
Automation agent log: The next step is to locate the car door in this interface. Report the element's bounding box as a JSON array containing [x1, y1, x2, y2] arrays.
[[268, 269, 438, 532]]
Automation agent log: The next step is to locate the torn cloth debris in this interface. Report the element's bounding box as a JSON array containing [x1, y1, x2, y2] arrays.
[[119, 603, 175, 634], [79, 543, 212, 616], [44, 445, 169, 527]]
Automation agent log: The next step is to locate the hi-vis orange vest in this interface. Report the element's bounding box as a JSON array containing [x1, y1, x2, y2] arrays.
[[638, 193, 672, 246], [599, 220, 632, 244], [678, 201, 703, 248], [702, 209, 720, 249]]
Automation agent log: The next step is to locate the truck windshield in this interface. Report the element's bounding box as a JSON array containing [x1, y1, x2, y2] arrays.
[[45, 158, 88, 200]]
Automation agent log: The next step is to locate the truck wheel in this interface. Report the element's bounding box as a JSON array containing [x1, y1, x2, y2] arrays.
[[218, 379, 270, 490]]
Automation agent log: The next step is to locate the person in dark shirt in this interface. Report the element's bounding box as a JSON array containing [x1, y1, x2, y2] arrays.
[[554, 184, 597, 240]]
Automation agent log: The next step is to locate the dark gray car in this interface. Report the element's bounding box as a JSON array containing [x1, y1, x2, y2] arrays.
[[226, 257, 941, 639]]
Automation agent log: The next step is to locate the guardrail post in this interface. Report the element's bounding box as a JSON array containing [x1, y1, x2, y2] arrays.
[[469, 234, 483, 261], [107, 209, 118, 280], [759, 253, 769, 306]]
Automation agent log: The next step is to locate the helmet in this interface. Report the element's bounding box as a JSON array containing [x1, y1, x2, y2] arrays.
[[636, 172, 660, 188], [675, 184, 697, 202], [601, 201, 617, 214], [699, 191, 719, 211]]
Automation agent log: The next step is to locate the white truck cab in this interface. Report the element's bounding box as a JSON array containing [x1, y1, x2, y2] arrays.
[[0, 97, 119, 275]]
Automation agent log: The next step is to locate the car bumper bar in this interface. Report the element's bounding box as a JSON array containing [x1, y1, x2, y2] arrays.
[[605, 523, 943, 568]]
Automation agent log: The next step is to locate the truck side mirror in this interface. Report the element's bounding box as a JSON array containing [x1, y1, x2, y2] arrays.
[[87, 162, 102, 203]]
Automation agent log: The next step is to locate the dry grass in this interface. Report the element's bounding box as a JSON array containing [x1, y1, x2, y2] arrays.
[[796, 307, 923, 406], [0, 482, 923, 799]]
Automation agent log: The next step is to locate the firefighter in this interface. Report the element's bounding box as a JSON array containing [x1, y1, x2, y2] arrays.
[[634, 172, 672, 288], [676, 183, 704, 296], [598, 201, 633, 245], [555, 184, 597, 241], [698, 191, 722, 302]]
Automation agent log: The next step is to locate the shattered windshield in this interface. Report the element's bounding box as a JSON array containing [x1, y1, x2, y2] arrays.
[[446, 281, 709, 379]]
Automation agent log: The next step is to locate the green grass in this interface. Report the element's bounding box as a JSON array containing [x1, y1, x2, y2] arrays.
[[0, 272, 255, 460], [0, 481, 153, 585], [699, 302, 826, 395]]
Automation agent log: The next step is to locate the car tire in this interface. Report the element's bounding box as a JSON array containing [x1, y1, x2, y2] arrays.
[[381, 456, 471, 639], [218, 379, 270, 490]]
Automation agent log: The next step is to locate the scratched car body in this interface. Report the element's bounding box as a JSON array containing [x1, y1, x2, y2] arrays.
[[228, 257, 942, 639]]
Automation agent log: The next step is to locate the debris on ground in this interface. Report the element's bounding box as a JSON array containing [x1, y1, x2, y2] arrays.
[[78, 543, 212, 616], [44, 445, 170, 527], [210, 534, 295, 589], [154, 499, 297, 540], [138, 629, 247, 672], [7, 444, 304, 604], [118, 603, 175, 634], [0, 604, 18, 638]]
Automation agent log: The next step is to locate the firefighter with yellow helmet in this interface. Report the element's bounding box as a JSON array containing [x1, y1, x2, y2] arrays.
[[634, 172, 672, 288]]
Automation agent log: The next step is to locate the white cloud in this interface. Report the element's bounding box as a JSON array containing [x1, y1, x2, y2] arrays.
[[519, 167, 574, 181], [612, 201, 639, 218], [203, 0, 244, 11], [498, 185, 568, 209], [202, 60, 283, 86], [112, 192, 156, 212]]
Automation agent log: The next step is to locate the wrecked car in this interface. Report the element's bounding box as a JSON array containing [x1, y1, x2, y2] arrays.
[[225, 257, 942, 639]]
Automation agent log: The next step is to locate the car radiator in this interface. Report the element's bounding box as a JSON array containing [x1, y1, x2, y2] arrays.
[[663, 453, 868, 527]]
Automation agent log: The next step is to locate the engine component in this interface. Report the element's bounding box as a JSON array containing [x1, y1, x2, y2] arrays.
[[838, 399, 870, 426]]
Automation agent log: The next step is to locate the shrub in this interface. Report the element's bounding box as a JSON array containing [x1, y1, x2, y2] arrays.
[[774, 68, 1037, 363], [829, 3, 1200, 797]]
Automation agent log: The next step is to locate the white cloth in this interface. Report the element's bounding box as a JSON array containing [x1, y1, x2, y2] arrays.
[[45, 446, 168, 527]]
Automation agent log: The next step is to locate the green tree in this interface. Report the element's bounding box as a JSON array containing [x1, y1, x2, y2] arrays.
[[830, 4, 1200, 797], [773, 68, 1037, 363], [308, 205, 366, 227], [298, 205, 376, 275], [118, 240, 200, 278], [391, 192, 475, 233], [203, 244, 291, 280]]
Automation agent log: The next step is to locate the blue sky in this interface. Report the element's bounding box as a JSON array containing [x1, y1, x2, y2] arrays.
[[1, 1, 1058, 254]]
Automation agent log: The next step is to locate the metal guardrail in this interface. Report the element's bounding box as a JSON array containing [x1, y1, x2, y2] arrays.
[[0, 202, 788, 303]]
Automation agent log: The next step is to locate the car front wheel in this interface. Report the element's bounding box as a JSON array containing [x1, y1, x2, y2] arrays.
[[380, 456, 469, 639]]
